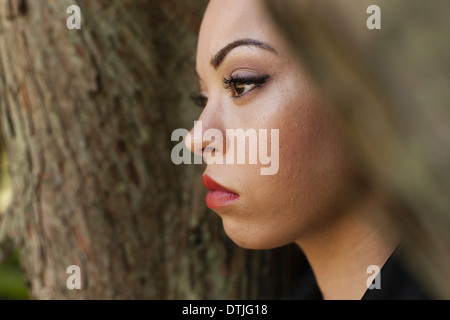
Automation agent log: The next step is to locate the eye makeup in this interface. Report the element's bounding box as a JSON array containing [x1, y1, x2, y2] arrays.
[[192, 46, 276, 108], [222, 74, 270, 98]]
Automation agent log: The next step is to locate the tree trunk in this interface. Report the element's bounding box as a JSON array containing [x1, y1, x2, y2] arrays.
[[0, 0, 301, 299]]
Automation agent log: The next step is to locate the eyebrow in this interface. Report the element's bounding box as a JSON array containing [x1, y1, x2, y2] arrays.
[[210, 38, 277, 69]]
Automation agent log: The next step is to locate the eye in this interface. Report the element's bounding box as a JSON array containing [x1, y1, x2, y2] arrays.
[[190, 94, 208, 108], [223, 74, 270, 98], [234, 82, 255, 95]]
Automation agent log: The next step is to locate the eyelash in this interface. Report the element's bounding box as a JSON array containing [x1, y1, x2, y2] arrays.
[[191, 74, 270, 109], [191, 94, 208, 108], [222, 75, 270, 97]]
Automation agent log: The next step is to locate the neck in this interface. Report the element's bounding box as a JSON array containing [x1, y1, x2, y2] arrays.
[[296, 193, 399, 300]]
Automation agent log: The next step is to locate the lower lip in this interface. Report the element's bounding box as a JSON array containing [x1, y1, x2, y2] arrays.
[[206, 190, 240, 209]]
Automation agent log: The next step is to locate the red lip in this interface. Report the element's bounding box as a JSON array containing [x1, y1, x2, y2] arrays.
[[202, 175, 240, 209]]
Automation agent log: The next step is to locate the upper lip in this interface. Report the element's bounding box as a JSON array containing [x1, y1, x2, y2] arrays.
[[202, 174, 239, 195]]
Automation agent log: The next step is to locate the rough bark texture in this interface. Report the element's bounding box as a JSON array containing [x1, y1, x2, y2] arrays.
[[265, 0, 450, 298], [0, 0, 301, 299]]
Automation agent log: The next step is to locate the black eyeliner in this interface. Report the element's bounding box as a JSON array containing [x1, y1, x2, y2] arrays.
[[222, 74, 270, 96]]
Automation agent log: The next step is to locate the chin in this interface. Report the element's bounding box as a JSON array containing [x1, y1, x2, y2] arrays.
[[221, 217, 292, 250]]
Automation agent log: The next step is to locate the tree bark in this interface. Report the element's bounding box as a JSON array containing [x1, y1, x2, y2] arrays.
[[0, 0, 301, 299]]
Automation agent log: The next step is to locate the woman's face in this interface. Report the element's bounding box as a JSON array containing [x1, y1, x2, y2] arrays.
[[188, 0, 362, 249]]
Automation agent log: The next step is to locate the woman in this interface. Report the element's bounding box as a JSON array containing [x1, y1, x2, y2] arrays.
[[186, 0, 431, 299]]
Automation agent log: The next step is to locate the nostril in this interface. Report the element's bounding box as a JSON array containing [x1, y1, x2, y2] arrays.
[[203, 146, 216, 157]]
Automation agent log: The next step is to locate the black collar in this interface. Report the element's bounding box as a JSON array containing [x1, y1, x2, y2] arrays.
[[362, 248, 431, 300], [288, 247, 432, 300]]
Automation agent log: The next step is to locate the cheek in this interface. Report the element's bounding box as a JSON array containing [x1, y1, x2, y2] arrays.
[[263, 82, 327, 191], [218, 74, 359, 248], [257, 99, 326, 213], [222, 95, 323, 243], [250, 90, 351, 239]]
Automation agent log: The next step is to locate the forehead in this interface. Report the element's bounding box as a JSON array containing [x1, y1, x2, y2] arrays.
[[197, 0, 279, 66]]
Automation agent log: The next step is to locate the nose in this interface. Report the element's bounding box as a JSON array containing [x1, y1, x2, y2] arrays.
[[185, 112, 226, 162], [185, 121, 206, 156]]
